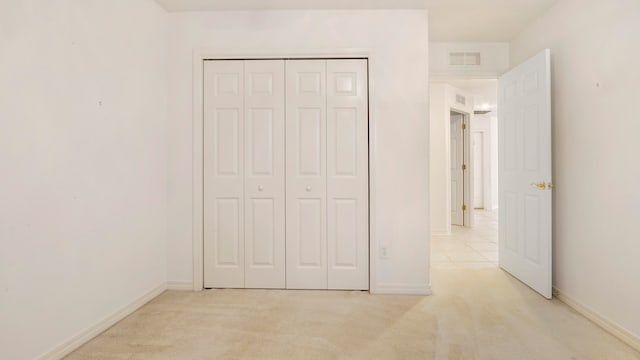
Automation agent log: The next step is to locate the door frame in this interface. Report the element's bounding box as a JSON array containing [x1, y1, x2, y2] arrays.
[[191, 48, 378, 292]]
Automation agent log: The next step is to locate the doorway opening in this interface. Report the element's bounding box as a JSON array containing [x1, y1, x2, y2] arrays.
[[430, 79, 499, 269], [430, 50, 552, 298]]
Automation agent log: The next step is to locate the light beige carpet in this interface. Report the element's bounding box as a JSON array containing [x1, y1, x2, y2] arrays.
[[66, 268, 640, 359]]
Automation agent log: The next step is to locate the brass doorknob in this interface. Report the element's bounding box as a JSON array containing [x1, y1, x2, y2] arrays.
[[531, 181, 547, 190], [530, 181, 554, 190]]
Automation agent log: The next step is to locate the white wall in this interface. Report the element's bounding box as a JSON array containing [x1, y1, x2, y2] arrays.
[[429, 83, 449, 235], [166, 10, 431, 293], [429, 83, 474, 235], [430, 42, 509, 80], [0, 1, 169, 358], [511, 0, 640, 339]]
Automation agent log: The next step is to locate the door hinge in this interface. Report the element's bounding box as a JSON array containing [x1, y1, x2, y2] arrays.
[[462, 123, 467, 130], [462, 204, 467, 211], [462, 164, 467, 171]]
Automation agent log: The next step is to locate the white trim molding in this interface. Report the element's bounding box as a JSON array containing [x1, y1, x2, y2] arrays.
[[375, 283, 432, 295], [167, 280, 193, 291], [192, 48, 379, 292], [167, 281, 194, 291], [431, 229, 451, 236], [36, 283, 167, 360], [554, 288, 640, 353]]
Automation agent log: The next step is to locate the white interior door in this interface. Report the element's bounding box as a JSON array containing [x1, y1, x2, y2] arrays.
[[285, 60, 328, 289], [498, 49, 552, 299], [450, 113, 464, 226], [204, 60, 245, 288], [326, 59, 369, 290], [244, 60, 286, 288], [473, 132, 484, 209]]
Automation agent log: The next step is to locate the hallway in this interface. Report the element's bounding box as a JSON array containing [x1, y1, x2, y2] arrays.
[[431, 210, 498, 269]]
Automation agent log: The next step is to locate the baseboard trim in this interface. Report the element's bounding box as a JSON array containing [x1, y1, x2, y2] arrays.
[[166, 280, 193, 291], [554, 287, 640, 353], [37, 283, 167, 360], [375, 283, 432, 295]]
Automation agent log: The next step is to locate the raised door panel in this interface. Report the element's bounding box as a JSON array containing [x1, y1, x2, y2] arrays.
[[215, 199, 241, 265], [204, 60, 245, 288], [285, 60, 327, 289], [297, 199, 323, 267], [244, 60, 286, 289], [248, 108, 274, 176], [326, 59, 369, 290], [248, 199, 275, 264], [297, 108, 323, 175]]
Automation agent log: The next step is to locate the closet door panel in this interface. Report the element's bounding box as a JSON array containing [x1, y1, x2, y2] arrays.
[[204, 58, 368, 291], [285, 60, 328, 289], [204, 60, 245, 288], [327, 59, 369, 290], [244, 60, 286, 288]]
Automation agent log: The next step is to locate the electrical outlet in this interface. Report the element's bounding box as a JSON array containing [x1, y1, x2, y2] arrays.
[[380, 244, 389, 259]]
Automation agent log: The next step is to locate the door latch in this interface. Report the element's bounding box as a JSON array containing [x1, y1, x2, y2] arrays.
[[531, 181, 548, 190]]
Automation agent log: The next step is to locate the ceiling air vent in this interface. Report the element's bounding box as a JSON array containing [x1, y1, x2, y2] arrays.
[[449, 52, 481, 66], [456, 94, 466, 105]]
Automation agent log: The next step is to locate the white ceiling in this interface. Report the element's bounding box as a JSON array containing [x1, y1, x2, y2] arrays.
[[153, 0, 558, 41]]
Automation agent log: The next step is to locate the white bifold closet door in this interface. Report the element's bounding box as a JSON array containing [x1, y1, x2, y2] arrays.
[[286, 59, 369, 290], [204, 58, 368, 290], [204, 60, 286, 289], [244, 60, 286, 288]]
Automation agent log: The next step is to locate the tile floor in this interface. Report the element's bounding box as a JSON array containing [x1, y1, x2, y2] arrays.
[[431, 209, 499, 269]]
